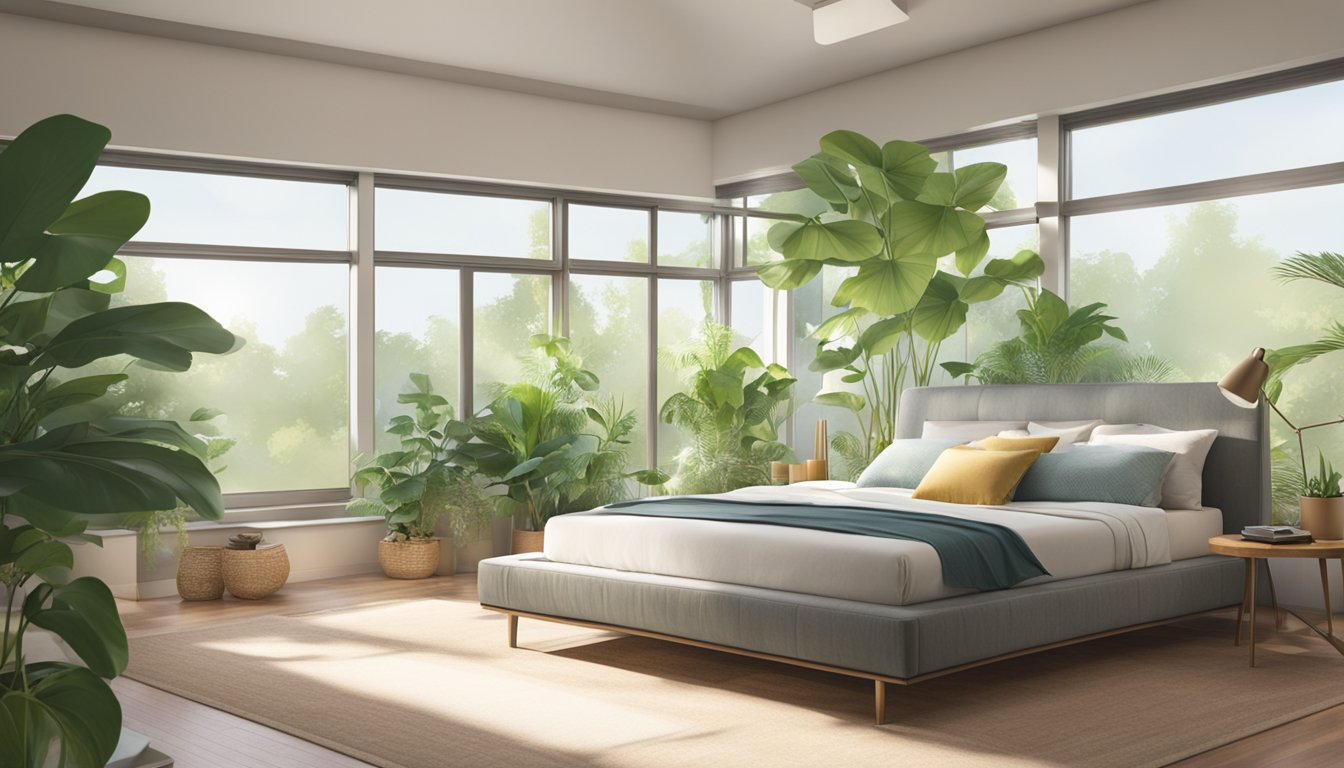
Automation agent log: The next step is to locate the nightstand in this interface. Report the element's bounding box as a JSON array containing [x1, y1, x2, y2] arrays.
[[1209, 534, 1344, 666]]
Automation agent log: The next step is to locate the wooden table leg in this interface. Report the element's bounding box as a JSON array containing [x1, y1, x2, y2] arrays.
[[1236, 557, 1253, 646], [1249, 558, 1258, 667], [1321, 558, 1334, 637]]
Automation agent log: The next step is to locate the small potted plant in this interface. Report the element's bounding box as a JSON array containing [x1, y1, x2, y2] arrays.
[[1300, 450, 1344, 540], [350, 374, 497, 579]]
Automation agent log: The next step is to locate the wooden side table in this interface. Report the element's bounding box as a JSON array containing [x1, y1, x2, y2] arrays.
[[1209, 534, 1344, 666]]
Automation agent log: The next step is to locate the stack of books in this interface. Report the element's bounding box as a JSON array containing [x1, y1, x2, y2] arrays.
[[1241, 525, 1314, 544]]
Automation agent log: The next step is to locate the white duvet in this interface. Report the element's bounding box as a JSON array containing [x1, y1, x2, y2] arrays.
[[543, 481, 1208, 606]]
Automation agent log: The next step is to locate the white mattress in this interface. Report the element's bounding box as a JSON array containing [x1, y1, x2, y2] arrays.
[[543, 482, 1223, 607]]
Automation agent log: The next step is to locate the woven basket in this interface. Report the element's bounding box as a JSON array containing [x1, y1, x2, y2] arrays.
[[378, 538, 440, 580], [222, 544, 290, 600], [176, 546, 224, 601], [511, 528, 544, 554]]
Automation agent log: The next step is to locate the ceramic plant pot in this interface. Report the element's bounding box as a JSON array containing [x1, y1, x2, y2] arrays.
[[1300, 496, 1344, 540]]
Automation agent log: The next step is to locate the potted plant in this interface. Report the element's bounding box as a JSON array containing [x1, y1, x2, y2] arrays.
[[755, 129, 1045, 477], [0, 115, 237, 767], [465, 336, 666, 552], [1300, 450, 1344, 540], [350, 374, 496, 579]]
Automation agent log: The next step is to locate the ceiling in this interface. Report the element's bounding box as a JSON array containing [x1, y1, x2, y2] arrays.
[[30, 0, 1156, 119]]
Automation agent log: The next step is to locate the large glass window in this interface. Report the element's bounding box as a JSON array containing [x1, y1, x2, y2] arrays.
[[1070, 79, 1344, 199], [568, 274, 650, 459], [472, 272, 552, 405], [567, 204, 649, 263], [94, 257, 350, 493], [656, 279, 715, 466], [374, 266, 461, 452], [937, 137, 1038, 210], [82, 167, 349, 250], [1067, 74, 1344, 522], [729, 279, 786, 364], [375, 189, 551, 259], [657, 211, 714, 268]]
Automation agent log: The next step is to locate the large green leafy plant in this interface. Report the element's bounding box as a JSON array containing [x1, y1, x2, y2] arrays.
[[758, 130, 1044, 476], [465, 336, 666, 531], [941, 287, 1176, 385], [0, 116, 236, 767], [659, 320, 796, 494], [349, 374, 496, 543]]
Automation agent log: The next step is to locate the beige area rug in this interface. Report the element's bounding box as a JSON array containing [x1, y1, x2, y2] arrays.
[[125, 597, 1344, 768]]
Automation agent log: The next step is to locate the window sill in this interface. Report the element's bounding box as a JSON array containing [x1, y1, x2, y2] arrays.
[[93, 512, 381, 538]]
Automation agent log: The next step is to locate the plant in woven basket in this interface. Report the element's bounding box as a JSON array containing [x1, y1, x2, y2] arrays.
[[0, 115, 238, 768], [349, 373, 497, 544]]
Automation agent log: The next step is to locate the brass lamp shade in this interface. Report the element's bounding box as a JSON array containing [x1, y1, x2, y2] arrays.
[[1218, 347, 1269, 408]]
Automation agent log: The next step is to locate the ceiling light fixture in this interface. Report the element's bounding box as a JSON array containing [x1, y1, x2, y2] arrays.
[[794, 0, 909, 45]]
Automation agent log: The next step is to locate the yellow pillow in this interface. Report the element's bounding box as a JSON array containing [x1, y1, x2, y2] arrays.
[[977, 435, 1060, 453], [912, 447, 1042, 505]]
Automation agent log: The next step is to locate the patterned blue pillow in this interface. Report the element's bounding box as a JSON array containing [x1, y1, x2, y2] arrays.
[[1014, 445, 1175, 507], [856, 439, 967, 489]]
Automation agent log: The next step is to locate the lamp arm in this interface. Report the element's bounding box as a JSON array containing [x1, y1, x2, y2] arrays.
[[1296, 416, 1344, 432], [1263, 394, 1300, 432], [1263, 390, 1344, 488]]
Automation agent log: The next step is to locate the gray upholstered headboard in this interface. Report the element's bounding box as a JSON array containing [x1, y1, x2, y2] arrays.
[[897, 383, 1270, 533]]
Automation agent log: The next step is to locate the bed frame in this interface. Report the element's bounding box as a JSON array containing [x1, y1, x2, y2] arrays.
[[478, 382, 1269, 723]]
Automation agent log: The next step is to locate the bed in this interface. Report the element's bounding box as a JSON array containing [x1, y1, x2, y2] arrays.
[[477, 382, 1269, 722]]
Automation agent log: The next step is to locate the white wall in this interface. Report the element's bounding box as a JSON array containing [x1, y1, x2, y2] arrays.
[[712, 0, 1344, 183], [0, 13, 714, 199]]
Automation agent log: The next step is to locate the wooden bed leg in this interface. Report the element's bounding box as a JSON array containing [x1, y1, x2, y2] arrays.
[[874, 680, 886, 725], [507, 613, 518, 648]]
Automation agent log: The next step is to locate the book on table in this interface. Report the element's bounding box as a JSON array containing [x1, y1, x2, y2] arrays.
[[1241, 526, 1314, 544]]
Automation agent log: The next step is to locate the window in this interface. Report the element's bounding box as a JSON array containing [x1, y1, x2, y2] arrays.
[[729, 279, 786, 365], [657, 211, 714, 268], [1066, 72, 1344, 522], [567, 204, 649, 263], [472, 272, 553, 405], [568, 274, 650, 460], [374, 266, 461, 453], [375, 189, 551, 259], [97, 257, 350, 494], [933, 137, 1038, 210], [656, 279, 715, 466], [82, 166, 349, 250], [1070, 79, 1344, 199]]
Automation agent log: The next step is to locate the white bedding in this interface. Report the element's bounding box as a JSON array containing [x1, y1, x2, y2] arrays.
[[543, 481, 1223, 607]]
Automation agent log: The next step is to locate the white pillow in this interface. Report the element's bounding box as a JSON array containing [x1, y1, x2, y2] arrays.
[[1091, 423, 1172, 437], [1029, 419, 1104, 443], [922, 420, 1028, 441], [1088, 428, 1218, 509]]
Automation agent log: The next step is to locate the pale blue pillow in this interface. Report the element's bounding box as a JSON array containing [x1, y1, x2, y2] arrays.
[[1015, 445, 1175, 507], [856, 439, 966, 489]]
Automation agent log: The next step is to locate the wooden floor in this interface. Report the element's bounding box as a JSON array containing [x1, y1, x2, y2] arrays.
[[116, 573, 1344, 768]]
